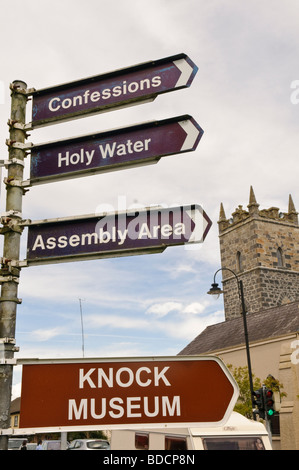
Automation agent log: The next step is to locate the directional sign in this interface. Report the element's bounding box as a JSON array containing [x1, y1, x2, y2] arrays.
[[19, 356, 239, 430], [28, 115, 203, 185], [30, 53, 198, 127], [25, 205, 212, 265]]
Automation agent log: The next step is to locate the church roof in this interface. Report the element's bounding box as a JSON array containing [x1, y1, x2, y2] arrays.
[[179, 301, 299, 355], [10, 396, 21, 414]]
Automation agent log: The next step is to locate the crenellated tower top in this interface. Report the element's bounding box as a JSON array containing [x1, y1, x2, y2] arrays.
[[218, 186, 298, 234], [217, 187, 299, 320]]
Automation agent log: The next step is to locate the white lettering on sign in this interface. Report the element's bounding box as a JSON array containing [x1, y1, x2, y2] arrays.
[[30, 222, 186, 252], [67, 365, 180, 422], [79, 366, 171, 389], [48, 76, 162, 113], [68, 396, 181, 420], [56, 138, 152, 170], [58, 149, 95, 168], [99, 138, 151, 159]]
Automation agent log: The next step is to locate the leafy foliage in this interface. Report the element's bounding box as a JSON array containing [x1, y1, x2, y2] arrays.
[[67, 430, 107, 440], [227, 364, 286, 419]]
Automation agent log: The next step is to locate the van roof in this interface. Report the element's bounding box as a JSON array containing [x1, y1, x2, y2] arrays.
[[116, 412, 268, 437], [191, 412, 268, 436]]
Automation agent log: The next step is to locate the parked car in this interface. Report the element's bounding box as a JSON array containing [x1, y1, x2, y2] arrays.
[[26, 442, 38, 450], [8, 438, 27, 450], [68, 439, 110, 450], [41, 440, 63, 450]]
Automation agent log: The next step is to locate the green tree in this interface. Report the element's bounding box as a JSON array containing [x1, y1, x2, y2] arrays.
[[67, 430, 107, 441], [227, 364, 260, 419], [227, 364, 286, 419]]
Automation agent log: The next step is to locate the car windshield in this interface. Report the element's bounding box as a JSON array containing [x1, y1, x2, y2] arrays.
[[27, 443, 37, 450], [44, 441, 61, 450], [8, 439, 25, 449], [202, 436, 265, 450], [87, 440, 110, 449]]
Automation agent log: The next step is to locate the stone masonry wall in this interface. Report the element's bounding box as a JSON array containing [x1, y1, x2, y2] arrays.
[[223, 268, 299, 319], [219, 216, 299, 320]]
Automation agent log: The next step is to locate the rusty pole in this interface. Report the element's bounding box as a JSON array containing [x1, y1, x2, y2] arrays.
[[0, 80, 27, 449]]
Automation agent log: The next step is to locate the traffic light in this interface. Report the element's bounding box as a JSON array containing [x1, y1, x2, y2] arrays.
[[264, 388, 275, 417], [253, 388, 265, 419]]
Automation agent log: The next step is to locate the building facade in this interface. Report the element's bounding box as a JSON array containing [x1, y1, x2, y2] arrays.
[[218, 187, 299, 319], [180, 189, 299, 450]]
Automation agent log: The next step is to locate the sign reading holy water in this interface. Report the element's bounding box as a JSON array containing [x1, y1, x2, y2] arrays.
[[29, 115, 203, 184]]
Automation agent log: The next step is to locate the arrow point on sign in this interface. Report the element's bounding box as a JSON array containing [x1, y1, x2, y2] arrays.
[[173, 58, 197, 88], [186, 205, 212, 244], [179, 119, 203, 151]]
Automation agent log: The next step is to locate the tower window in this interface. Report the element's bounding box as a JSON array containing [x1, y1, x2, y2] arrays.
[[276, 247, 284, 267], [236, 251, 243, 272]]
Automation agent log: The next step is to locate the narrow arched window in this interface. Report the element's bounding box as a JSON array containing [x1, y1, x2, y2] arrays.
[[236, 251, 243, 272], [277, 247, 284, 267]]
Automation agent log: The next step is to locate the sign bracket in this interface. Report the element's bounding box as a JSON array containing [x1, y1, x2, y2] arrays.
[[3, 177, 31, 194], [0, 276, 19, 284], [7, 119, 33, 132], [9, 82, 36, 96], [5, 139, 33, 150], [0, 158, 25, 168]]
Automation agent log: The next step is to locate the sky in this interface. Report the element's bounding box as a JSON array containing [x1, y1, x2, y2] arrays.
[[0, 0, 298, 400]]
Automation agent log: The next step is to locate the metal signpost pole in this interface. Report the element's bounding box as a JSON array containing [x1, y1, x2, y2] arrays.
[[0, 81, 27, 449]]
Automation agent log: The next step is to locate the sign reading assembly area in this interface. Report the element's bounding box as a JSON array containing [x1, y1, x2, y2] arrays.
[[26, 205, 211, 265], [19, 356, 239, 430]]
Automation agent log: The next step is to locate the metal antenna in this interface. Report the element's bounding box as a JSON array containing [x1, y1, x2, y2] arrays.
[[79, 298, 85, 357]]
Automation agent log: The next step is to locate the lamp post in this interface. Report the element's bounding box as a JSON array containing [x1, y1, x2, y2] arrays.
[[207, 268, 256, 416]]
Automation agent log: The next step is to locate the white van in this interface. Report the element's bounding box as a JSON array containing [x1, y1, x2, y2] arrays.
[[110, 412, 272, 450]]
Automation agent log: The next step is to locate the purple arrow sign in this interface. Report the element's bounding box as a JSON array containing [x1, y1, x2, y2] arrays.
[[26, 205, 212, 265], [29, 115, 203, 185], [30, 53, 198, 127]]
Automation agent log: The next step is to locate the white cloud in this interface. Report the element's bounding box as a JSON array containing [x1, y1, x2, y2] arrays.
[[160, 261, 198, 279], [146, 299, 213, 318], [182, 302, 208, 315], [12, 382, 22, 401], [85, 314, 148, 330], [146, 301, 183, 317], [163, 310, 225, 341], [30, 327, 65, 342]]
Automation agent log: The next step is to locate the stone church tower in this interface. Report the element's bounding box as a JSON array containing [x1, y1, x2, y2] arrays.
[[218, 187, 299, 320]]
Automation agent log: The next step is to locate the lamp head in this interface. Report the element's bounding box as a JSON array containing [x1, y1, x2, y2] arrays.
[[207, 282, 223, 299]]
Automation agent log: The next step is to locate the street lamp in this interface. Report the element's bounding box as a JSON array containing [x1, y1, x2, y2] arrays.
[[207, 267, 256, 416]]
